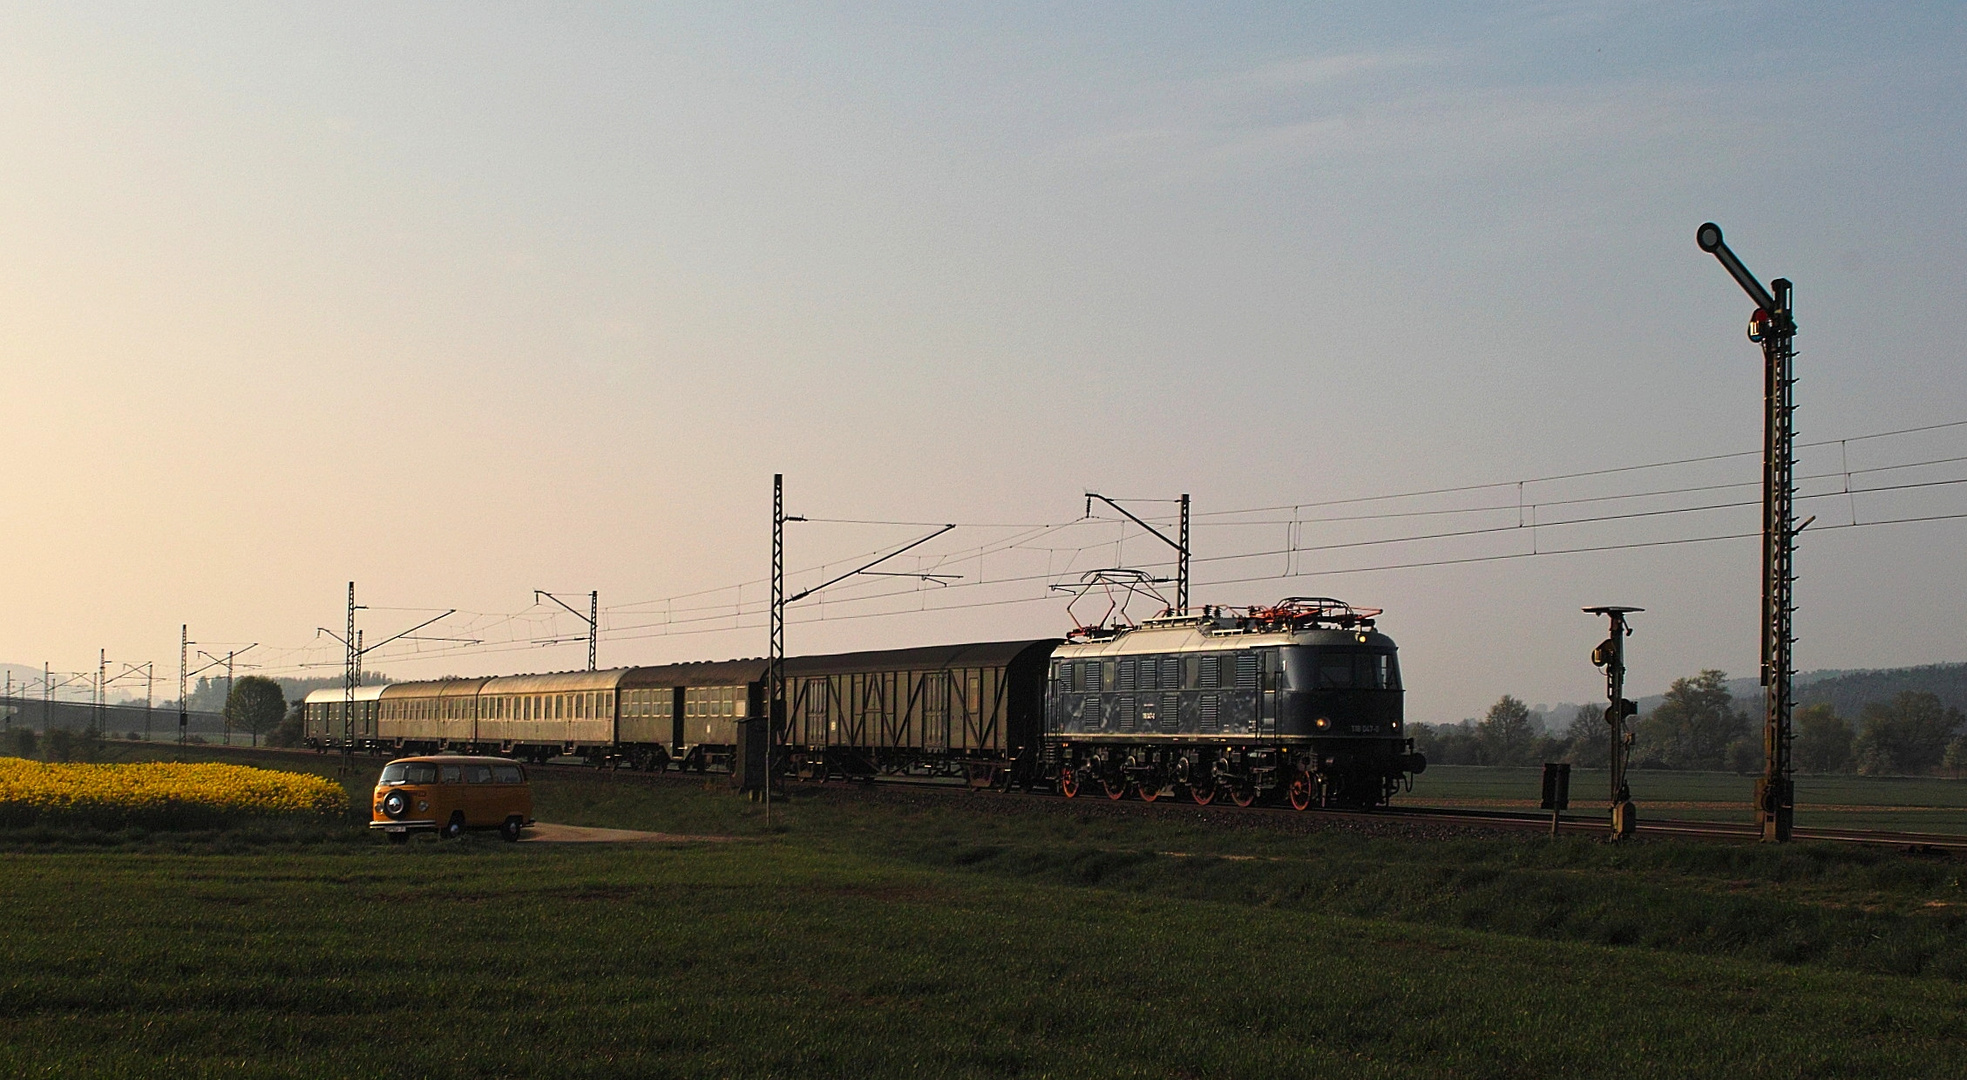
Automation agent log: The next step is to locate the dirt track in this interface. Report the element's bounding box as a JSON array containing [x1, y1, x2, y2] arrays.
[[521, 823, 739, 844]]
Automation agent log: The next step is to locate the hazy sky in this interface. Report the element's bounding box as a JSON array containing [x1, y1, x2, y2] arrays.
[[2, 2, 1962, 721]]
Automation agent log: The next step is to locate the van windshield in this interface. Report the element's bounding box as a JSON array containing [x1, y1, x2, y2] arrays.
[[380, 763, 438, 785]]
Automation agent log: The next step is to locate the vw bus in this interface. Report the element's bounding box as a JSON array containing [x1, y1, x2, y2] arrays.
[[371, 755, 534, 842]]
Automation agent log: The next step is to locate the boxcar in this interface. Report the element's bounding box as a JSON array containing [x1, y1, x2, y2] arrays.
[[782, 640, 1057, 781]]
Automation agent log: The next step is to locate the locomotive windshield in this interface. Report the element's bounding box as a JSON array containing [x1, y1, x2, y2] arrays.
[[1281, 648, 1400, 691]]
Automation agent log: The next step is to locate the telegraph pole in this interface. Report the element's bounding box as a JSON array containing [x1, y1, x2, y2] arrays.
[[178, 627, 190, 746], [763, 473, 785, 824], [1085, 492, 1191, 614], [1178, 494, 1190, 615], [96, 650, 107, 740], [318, 585, 451, 773], [1586, 607, 1641, 839], [1697, 222, 1798, 842], [345, 583, 359, 770], [534, 590, 600, 671], [198, 647, 255, 745]]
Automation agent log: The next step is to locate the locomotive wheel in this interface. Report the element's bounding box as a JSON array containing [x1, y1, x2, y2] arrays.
[[1138, 782, 1160, 803], [1229, 785, 1257, 808], [1188, 781, 1215, 806], [1102, 774, 1127, 800], [1059, 766, 1079, 799], [1288, 774, 1314, 811]]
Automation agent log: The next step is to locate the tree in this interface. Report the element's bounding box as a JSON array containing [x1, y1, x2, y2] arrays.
[[1794, 703, 1853, 774], [1853, 691, 1962, 776], [1410, 721, 1480, 766], [224, 676, 287, 748], [1560, 704, 1608, 768], [1476, 695, 1535, 765], [1944, 735, 1967, 777], [1632, 670, 1747, 771]]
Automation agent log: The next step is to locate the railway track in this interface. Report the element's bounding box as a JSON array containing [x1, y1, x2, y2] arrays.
[[515, 755, 1967, 852], [175, 744, 1967, 854]]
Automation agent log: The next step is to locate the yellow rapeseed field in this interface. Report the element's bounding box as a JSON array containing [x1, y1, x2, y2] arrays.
[[0, 758, 347, 827]]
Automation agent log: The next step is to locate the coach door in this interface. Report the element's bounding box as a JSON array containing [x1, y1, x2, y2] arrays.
[[921, 671, 950, 752]]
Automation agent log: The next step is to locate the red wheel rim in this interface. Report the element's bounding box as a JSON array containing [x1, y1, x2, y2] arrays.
[[1189, 782, 1215, 806], [1139, 783, 1159, 803], [1288, 776, 1312, 811], [1103, 775, 1127, 800], [1230, 786, 1256, 808], [1060, 767, 1079, 799]]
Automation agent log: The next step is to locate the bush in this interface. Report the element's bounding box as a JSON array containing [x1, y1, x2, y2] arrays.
[[267, 706, 306, 749], [3, 728, 37, 759]]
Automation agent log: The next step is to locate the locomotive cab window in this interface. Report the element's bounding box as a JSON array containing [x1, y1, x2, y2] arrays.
[[1284, 648, 1402, 691]]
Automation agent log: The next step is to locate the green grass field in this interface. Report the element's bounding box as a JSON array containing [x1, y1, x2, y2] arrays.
[[1409, 764, 1967, 833], [5, 746, 1967, 1077]]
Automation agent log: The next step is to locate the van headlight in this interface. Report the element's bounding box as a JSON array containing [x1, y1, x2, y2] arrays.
[[382, 791, 410, 819]]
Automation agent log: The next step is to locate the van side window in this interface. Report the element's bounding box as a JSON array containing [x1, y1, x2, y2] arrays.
[[465, 764, 493, 784], [440, 765, 460, 783], [492, 765, 523, 784]]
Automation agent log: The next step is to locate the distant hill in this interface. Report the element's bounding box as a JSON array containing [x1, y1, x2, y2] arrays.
[[1632, 664, 1967, 718], [1794, 664, 1967, 718]]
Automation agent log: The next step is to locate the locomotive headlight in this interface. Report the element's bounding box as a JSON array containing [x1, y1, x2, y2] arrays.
[[1314, 717, 1330, 729]]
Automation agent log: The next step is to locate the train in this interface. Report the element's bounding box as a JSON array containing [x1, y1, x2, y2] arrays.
[[305, 596, 1424, 808]]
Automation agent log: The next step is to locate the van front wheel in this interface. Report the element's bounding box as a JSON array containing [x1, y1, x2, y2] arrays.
[[499, 817, 524, 843], [442, 812, 466, 840]]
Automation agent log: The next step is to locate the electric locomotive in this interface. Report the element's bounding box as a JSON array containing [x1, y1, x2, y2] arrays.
[[1042, 598, 1424, 808]]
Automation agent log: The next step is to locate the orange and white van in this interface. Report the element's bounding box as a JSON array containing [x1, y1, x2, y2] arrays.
[[371, 755, 533, 842]]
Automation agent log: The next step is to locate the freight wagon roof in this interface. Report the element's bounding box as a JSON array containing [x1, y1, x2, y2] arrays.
[[378, 677, 493, 699], [303, 685, 391, 704], [480, 669, 633, 694], [785, 639, 1059, 677]]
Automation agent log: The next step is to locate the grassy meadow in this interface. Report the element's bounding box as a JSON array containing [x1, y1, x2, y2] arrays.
[[1410, 763, 1967, 833], [3, 744, 1967, 1077]]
